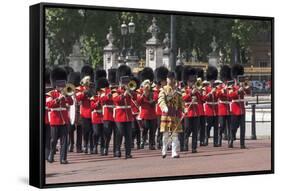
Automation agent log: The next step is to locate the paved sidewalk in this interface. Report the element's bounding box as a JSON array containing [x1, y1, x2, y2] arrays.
[[46, 139, 271, 184]]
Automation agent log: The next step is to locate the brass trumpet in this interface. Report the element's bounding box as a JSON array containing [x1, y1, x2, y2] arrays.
[[62, 83, 76, 96], [127, 80, 137, 91]]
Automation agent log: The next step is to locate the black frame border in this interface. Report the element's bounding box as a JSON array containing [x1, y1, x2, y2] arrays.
[[29, 2, 274, 189]]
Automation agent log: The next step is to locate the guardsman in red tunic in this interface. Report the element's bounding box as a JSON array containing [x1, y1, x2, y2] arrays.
[[154, 66, 168, 150], [112, 65, 134, 159], [203, 66, 219, 147], [228, 64, 250, 149], [182, 67, 200, 153], [67, 72, 82, 153], [90, 87, 104, 155], [102, 69, 117, 156], [46, 67, 73, 164], [45, 67, 52, 160], [90, 70, 107, 155], [76, 64, 94, 154], [217, 65, 232, 146], [129, 76, 141, 150], [196, 68, 207, 146], [138, 67, 157, 150]]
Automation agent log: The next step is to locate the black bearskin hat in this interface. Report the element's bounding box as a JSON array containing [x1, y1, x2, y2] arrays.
[[68, 72, 81, 87], [220, 65, 232, 81], [130, 76, 141, 89], [175, 65, 183, 81], [140, 67, 154, 82], [45, 67, 51, 84], [94, 69, 107, 81], [64, 66, 74, 76], [96, 77, 109, 91], [206, 66, 218, 81], [155, 66, 169, 83], [196, 68, 204, 80], [108, 68, 117, 84], [117, 64, 132, 81], [81, 64, 94, 79], [167, 71, 176, 79], [231, 64, 244, 79], [50, 67, 67, 87]]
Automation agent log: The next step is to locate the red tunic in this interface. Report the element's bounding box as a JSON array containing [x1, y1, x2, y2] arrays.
[[228, 85, 249, 116], [100, 87, 114, 122], [202, 86, 218, 116], [182, 86, 200, 117], [112, 88, 134, 123], [90, 95, 103, 124], [46, 90, 73, 126], [153, 87, 162, 116], [76, 85, 91, 119], [138, 92, 157, 120], [217, 84, 231, 116]]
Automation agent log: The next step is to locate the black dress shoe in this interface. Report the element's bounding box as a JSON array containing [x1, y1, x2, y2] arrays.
[[240, 145, 247, 149], [93, 148, 98, 154], [137, 145, 141, 150], [115, 151, 121, 158], [47, 158, 54, 163], [172, 155, 180, 158], [228, 144, 233, 148], [84, 149, 88, 154], [149, 146, 156, 150], [192, 150, 197, 153], [162, 154, 166, 159], [76, 149, 83, 153], [157, 145, 161, 150], [125, 155, 132, 159], [104, 149, 108, 156], [60, 160, 68, 164], [140, 144, 144, 149]]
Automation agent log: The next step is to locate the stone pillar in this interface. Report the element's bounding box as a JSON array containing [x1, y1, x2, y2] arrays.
[[103, 26, 119, 72], [145, 17, 163, 70], [67, 40, 88, 72]]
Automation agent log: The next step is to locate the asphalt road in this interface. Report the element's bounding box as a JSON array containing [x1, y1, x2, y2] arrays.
[[46, 139, 271, 184]]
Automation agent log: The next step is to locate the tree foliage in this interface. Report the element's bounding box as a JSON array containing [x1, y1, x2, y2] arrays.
[[45, 8, 271, 68]]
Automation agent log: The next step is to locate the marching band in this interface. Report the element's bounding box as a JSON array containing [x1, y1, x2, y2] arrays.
[[45, 63, 250, 164]]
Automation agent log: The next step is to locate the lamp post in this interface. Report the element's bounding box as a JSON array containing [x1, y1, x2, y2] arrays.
[[121, 21, 128, 59], [128, 17, 135, 56]]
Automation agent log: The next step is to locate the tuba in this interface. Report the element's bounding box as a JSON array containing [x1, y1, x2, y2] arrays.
[[194, 77, 203, 90]]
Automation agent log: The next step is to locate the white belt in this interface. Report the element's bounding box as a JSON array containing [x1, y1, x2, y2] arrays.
[[92, 110, 102, 113], [115, 106, 131, 109], [103, 105, 114, 108], [45, 106, 49, 110], [219, 100, 229, 104], [50, 108, 67, 111], [205, 102, 218, 105], [102, 105, 114, 115], [113, 105, 131, 118], [185, 102, 198, 105], [232, 99, 245, 103]]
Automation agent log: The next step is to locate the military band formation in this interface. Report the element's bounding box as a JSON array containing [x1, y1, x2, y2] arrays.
[[45, 63, 250, 164]]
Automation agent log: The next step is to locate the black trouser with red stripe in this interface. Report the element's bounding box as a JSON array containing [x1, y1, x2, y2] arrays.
[[45, 124, 51, 160], [103, 120, 116, 155], [205, 116, 219, 146], [229, 115, 246, 147], [141, 119, 156, 149], [184, 117, 199, 151], [82, 117, 93, 153], [115, 122, 132, 157], [132, 120, 141, 148], [218, 115, 231, 145], [48, 125, 68, 162], [198, 116, 206, 145], [92, 123, 105, 154]]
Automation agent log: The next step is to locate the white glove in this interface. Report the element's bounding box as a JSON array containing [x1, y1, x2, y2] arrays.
[[162, 106, 168, 113]]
